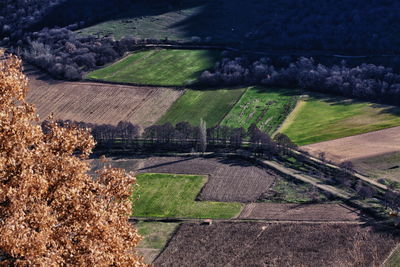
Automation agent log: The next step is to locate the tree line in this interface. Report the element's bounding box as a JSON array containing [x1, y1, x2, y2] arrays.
[[200, 57, 400, 106], [46, 120, 297, 158]]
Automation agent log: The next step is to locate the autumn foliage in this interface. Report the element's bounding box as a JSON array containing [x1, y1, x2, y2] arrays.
[[0, 52, 145, 266]]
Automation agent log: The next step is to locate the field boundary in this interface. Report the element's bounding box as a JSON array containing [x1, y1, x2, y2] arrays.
[[273, 98, 305, 136], [129, 217, 365, 224]]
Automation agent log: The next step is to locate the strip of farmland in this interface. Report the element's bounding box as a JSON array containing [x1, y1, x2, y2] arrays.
[[25, 65, 182, 128]]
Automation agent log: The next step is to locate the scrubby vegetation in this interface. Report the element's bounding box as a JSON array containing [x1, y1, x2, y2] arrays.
[[221, 86, 298, 134]]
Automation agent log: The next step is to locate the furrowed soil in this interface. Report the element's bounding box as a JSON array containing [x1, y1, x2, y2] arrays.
[[155, 222, 399, 267], [138, 156, 278, 202], [25, 65, 182, 127], [301, 126, 400, 163], [238, 203, 364, 221]]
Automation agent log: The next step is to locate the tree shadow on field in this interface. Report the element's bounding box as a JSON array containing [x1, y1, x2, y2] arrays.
[[31, 0, 204, 33]]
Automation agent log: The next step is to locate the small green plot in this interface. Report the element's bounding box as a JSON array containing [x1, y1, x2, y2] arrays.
[[132, 173, 242, 218], [86, 49, 220, 86]]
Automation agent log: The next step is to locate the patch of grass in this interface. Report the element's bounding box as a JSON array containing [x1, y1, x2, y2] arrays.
[[158, 87, 246, 126], [132, 173, 242, 218], [281, 93, 400, 145], [136, 222, 179, 249], [221, 86, 298, 134], [86, 49, 220, 86]]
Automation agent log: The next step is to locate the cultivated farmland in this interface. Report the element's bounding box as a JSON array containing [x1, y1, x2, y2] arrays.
[[221, 86, 298, 134], [139, 156, 278, 202], [155, 222, 398, 267], [132, 173, 242, 218], [26, 66, 182, 127], [238, 203, 364, 221], [86, 49, 220, 86], [301, 126, 400, 163], [157, 88, 246, 126], [280, 93, 400, 145]]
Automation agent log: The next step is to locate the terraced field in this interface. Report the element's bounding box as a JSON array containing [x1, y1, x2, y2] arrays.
[[280, 93, 400, 145], [157, 88, 246, 126], [155, 222, 398, 266], [221, 86, 298, 134], [26, 66, 182, 127], [86, 49, 220, 86]]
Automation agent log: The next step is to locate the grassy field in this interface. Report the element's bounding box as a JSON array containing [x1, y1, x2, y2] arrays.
[[86, 49, 220, 86], [132, 173, 242, 218], [158, 88, 246, 126], [221, 86, 298, 134], [280, 94, 400, 145]]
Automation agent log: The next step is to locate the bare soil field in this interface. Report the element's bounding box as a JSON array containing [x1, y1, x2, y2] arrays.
[[301, 126, 400, 163], [155, 222, 399, 267], [25, 66, 182, 127], [238, 203, 364, 221], [139, 156, 278, 202]]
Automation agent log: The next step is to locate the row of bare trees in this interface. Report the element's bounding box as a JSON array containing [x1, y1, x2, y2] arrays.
[[47, 120, 296, 157]]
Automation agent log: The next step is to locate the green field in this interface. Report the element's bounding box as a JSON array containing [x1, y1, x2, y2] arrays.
[[280, 94, 400, 145], [158, 87, 246, 126], [132, 173, 242, 218], [86, 49, 220, 86], [221, 86, 298, 134]]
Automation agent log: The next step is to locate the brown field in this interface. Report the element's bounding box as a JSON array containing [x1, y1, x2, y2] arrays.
[[238, 203, 365, 221], [139, 156, 278, 202], [155, 222, 399, 267], [301, 126, 400, 163], [25, 65, 182, 128]]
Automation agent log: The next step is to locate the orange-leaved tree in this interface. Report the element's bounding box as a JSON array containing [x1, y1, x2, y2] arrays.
[[0, 52, 146, 266]]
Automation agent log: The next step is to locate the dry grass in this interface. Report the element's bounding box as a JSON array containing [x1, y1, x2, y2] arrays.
[[25, 65, 182, 128]]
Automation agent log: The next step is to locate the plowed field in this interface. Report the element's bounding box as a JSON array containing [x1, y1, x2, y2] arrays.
[[25, 66, 182, 127], [238, 203, 364, 221], [139, 156, 278, 202], [155, 222, 398, 267], [301, 126, 400, 163]]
